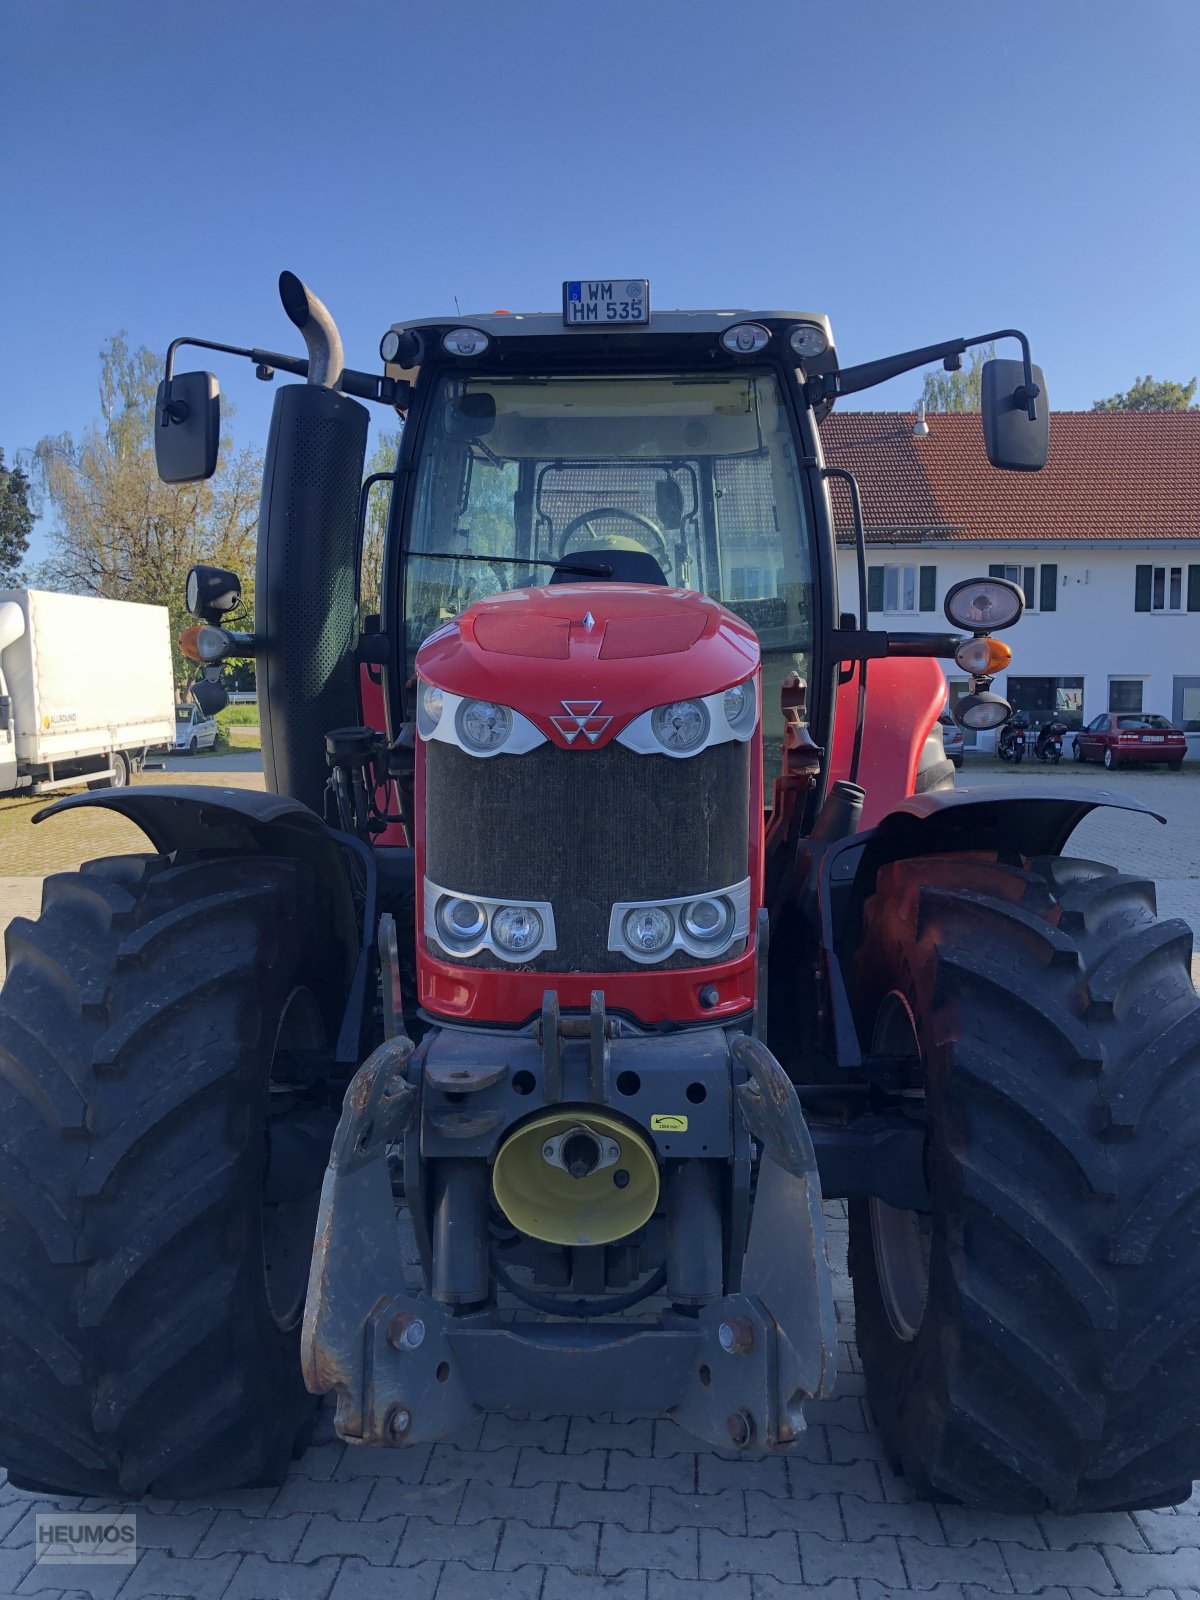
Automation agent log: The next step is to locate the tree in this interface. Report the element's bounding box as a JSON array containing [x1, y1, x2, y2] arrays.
[[0, 448, 35, 584], [915, 343, 996, 413], [35, 336, 262, 686], [1092, 375, 1198, 412]]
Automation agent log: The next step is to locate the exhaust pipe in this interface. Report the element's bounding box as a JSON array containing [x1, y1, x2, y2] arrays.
[[278, 270, 345, 390]]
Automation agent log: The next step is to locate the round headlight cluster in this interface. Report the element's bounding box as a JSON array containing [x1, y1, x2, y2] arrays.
[[457, 698, 512, 752], [788, 324, 828, 359], [619, 895, 737, 962], [651, 699, 710, 753]]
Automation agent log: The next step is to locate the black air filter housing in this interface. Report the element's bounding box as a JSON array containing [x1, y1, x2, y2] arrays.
[[256, 384, 370, 813]]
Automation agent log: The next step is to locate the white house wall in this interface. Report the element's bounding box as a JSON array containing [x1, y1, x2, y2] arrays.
[[836, 542, 1200, 756]]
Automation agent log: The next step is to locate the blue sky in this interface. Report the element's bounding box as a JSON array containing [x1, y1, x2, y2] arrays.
[[3, 0, 1198, 561]]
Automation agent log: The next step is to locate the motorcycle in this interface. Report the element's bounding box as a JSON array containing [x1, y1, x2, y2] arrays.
[[1035, 719, 1067, 764], [998, 714, 1029, 764]]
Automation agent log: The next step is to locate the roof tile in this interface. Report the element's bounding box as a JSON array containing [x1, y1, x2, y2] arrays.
[[819, 410, 1200, 543]]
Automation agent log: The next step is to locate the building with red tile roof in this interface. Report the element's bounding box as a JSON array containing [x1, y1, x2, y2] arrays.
[[817, 411, 1200, 746]]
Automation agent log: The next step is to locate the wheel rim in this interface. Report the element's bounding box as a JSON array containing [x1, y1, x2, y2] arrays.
[[868, 994, 931, 1343], [1104, 749, 1113, 768], [261, 988, 325, 1330], [110, 757, 126, 788]]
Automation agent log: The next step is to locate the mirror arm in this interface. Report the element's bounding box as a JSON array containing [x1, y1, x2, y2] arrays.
[[831, 628, 965, 661], [810, 327, 1040, 420], [161, 337, 409, 421]]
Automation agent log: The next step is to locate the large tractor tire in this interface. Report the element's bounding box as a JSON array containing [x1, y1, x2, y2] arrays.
[[850, 852, 1200, 1512], [0, 852, 337, 1498]]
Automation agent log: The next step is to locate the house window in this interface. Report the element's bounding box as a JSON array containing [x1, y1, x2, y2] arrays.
[[988, 563, 1057, 612], [1109, 679, 1144, 714], [1008, 677, 1085, 730], [1136, 563, 1200, 612], [868, 564, 937, 613]]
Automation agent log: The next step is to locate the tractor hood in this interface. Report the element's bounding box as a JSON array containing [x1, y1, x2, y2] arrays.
[[415, 584, 759, 752]]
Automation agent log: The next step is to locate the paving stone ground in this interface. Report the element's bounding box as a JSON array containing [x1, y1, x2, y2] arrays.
[[1, 759, 1198, 1598]]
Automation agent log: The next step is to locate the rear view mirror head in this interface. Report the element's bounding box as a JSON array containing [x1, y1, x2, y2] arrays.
[[981, 358, 1049, 472], [444, 391, 496, 439], [155, 371, 220, 483]]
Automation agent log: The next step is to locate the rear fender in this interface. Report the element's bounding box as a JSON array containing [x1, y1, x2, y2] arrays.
[[813, 783, 1166, 1070], [35, 785, 372, 1064]]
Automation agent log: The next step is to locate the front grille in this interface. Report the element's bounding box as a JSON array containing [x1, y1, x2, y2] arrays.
[[425, 739, 749, 972]]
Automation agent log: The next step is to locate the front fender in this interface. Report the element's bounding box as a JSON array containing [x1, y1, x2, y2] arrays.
[[814, 782, 1165, 1070], [35, 785, 372, 1064]]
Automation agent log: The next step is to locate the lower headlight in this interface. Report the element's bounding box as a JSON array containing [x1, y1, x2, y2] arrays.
[[623, 906, 675, 955], [436, 896, 487, 947], [680, 896, 734, 944], [722, 681, 756, 735], [492, 905, 545, 955]]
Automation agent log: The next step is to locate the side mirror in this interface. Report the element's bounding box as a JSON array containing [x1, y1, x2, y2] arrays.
[[155, 371, 221, 483], [186, 564, 242, 623], [444, 391, 496, 440], [980, 358, 1049, 472]]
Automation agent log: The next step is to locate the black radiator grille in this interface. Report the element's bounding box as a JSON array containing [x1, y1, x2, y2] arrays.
[[425, 739, 749, 972]]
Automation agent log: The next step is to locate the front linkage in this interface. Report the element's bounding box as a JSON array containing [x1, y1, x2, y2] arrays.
[[302, 995, 838, 1453]]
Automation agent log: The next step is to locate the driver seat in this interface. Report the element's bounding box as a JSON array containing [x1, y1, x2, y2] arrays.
[[549, 548, 668, 585]]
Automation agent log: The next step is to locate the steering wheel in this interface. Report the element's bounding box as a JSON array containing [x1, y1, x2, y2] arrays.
[[559, 508, 673, 574]]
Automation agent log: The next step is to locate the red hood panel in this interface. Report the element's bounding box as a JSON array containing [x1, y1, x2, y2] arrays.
[[416, 584, 759, 748]]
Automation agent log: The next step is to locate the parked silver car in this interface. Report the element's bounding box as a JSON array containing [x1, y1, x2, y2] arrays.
[[172, 703, 219, 755], [939, 711, 965, 769]]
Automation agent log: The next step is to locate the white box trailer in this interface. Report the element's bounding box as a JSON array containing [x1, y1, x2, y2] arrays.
[[0, 590, 175, 795]]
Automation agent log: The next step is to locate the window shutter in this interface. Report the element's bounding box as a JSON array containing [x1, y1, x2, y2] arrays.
[[1188, 565, 1200, 612], [867, 567, 884, 612], [1040, 563, 1058, 612], [919, 566, 936, 611], [988, 563, 1004, 578], [1022, 566, 1035, 604], [1134, 564, 1152, 612]]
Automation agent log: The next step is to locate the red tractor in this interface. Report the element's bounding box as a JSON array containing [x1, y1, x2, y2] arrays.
[[2, 276, 1197, 1514]]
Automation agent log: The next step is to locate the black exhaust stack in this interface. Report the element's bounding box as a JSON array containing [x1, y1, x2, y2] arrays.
[[257, 273, 369, 813]]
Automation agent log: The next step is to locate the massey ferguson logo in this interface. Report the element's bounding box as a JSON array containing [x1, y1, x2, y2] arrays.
[[550, 699, 613, 745]]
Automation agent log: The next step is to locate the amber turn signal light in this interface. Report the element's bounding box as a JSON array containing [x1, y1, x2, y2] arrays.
[[953, 636, 1012, 676]]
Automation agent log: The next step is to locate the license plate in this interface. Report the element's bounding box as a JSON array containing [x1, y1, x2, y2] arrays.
[[1143, 735, 1165, 742], [563, 279, 650, 326]]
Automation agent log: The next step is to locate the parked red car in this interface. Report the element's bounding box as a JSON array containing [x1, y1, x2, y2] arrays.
[[1072, 713, 1187, 770]]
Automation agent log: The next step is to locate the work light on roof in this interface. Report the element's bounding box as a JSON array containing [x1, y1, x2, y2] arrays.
[[788, 324, 828, 359], [720, 323, 771, 355], [442, 327, 490, 358]]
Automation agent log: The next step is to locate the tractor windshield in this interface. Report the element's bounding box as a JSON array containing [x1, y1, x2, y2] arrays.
[[402, 369, 816, 717]]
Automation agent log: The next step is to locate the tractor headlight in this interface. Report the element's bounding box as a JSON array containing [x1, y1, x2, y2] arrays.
[[623, 906, 675, 956], [722, 680, 757, 735], [457, 698, 513, 752], [417, 681, 444, 737], [610, 879, 752, 964], [436, 896, 488, 949], [650, 699, 710, 753], [425, 879, 556, 962], [492, 905, 545, 956], [680, 896, 735, 945]]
